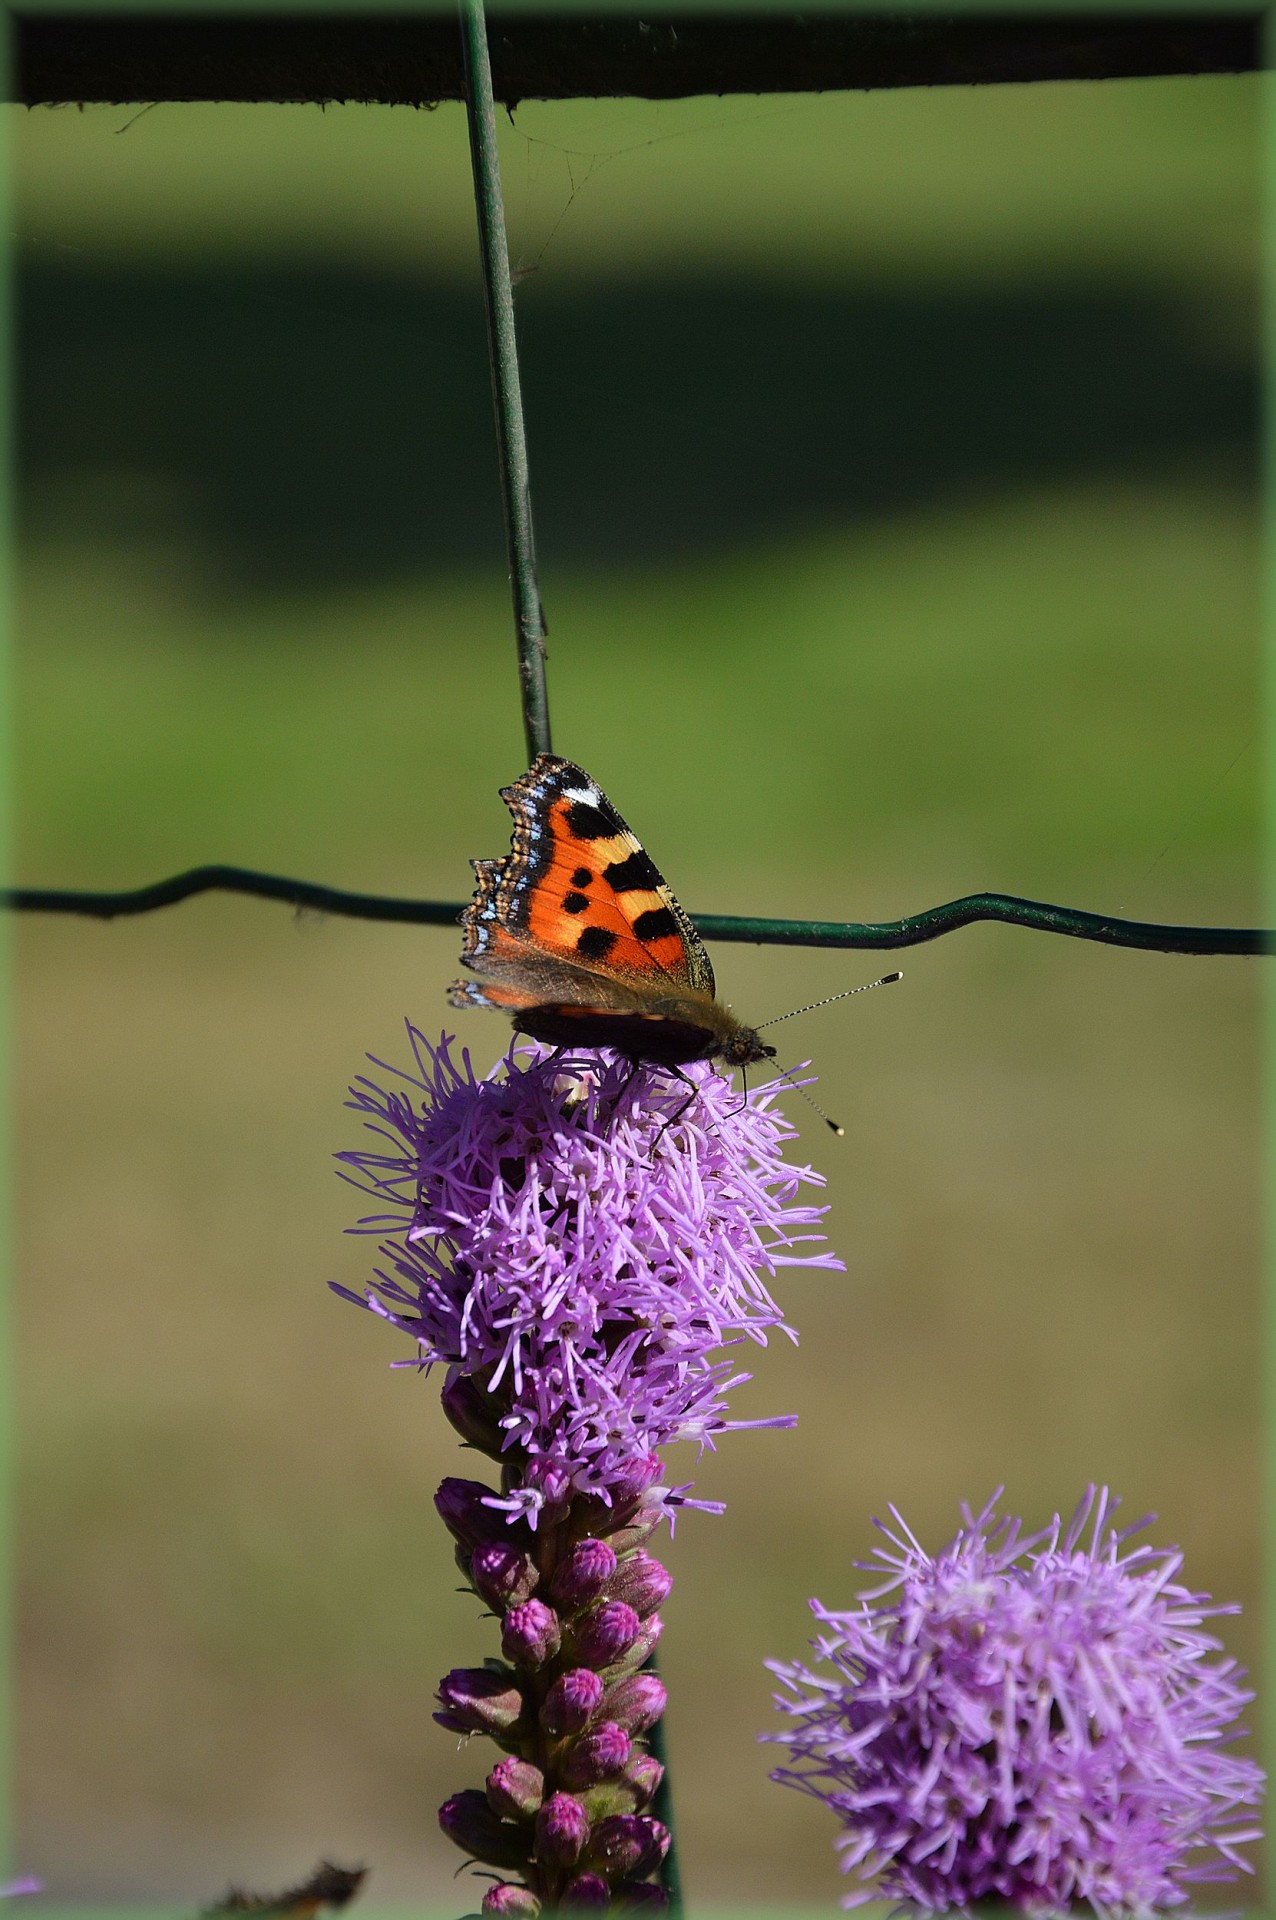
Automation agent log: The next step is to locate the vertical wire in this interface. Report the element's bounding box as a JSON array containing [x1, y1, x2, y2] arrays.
[[458, 0, 552, 763], [457, 0, 681, 1902]]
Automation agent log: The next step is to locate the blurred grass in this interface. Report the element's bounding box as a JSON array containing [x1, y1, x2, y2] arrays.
[[16, 486, 1258, 900], [10, 74, 1262, 1915], [13, 83, 1258, 288]]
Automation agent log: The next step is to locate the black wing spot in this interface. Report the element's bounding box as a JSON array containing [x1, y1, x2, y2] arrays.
[[604, 849, 663, 893], [567, 801, 619, 840], [632, 906, 679, 944], [562, 891, 590, 915], [571, 867, 593, 889], [576, 926, 618, 962]]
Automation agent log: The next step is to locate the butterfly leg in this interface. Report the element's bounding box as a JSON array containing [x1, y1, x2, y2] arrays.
[[651, 1065, 701, 1154], [605, 1055, 646, 1125], [721, 1065, 749, 1125]]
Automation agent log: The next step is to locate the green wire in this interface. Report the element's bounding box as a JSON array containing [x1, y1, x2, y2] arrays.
[[459, 0, 551, 764], [3, 871, 1268, 957]]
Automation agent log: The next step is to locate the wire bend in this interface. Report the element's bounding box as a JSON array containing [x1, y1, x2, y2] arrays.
[[2, 868, 1268, 956]]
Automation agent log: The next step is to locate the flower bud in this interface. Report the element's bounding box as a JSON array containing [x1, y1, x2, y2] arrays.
[[607, 1455, 663, 1513], [439, 1790, 531, 1869], [608, 1614, 663, 1677], [561, 1874, 610, 1909], [436, 1478, 522, 1550], [502, 1599, 561, 1671], [524, 1456, 573, 1515], [602, 1671, 667, 1734], [534, 1791, 590, 1868], [560, 1721, 632, 1790], [609, 1552, 672, 1618], [587, 1815, 669, 1881], [481, 1885, 541, 1918], [486, 1757, 545, 1820], [472, 1541, 539, 1611], [435, 1667, 525, 1736], [441, 1369, 506, 1457], [568, 1458, 661, 1541], [619, 1752, 664, 1810], [541, 1668, 604, 1738], [607, 1507, 663, 1555], [573, 1601, 641, 1669], [613, 1883, 669, 1912], [551, 1540, 618, 1614], [578, 1753, 665, 1824]]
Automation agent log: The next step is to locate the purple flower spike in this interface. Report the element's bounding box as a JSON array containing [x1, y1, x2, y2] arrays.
[[482, 1885, 541, 1917], [608, 1552, 672, 1618], [340, 1031, 837, 1909], [502, 1598, 562, 1671], [765, 1487, 1266, 1914], [560, 1721, 632, 1790], [535, 1792, 591, 1869], [561, 1873, 610, 1909], [541, 1668, 606, 1738], [574, 1601, 641, 1669], [337, 1032, 836, 1514], [551, 1540, 618, 1614]]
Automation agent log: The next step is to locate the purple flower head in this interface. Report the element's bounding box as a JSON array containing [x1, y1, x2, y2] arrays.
[[336, 1030, 837, 1517], [765, 1488, 1264, 1914]]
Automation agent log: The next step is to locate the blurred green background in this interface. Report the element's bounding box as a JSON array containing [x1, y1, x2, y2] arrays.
[[11, 71, 1260, 1912]]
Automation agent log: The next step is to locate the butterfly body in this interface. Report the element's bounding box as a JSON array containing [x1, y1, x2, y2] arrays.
[[450, 755, 776, 1070]]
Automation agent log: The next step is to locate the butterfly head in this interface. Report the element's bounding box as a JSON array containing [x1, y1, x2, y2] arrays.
[[716, 1024, 777, 1069]]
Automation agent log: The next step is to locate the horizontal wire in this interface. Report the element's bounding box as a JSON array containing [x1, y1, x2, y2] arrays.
[[2, 866, 1269, 955]]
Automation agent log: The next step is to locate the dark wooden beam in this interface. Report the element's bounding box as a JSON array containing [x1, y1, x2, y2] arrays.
[[12, 12, 1263, 108]]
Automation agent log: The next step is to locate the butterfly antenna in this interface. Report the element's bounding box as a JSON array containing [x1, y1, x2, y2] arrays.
[[757, 970, 903, 1031], [768, 1060, 845, 1137]]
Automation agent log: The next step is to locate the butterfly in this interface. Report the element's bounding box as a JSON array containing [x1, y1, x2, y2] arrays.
[[207, 1864, 367, 1919], [448, 754, 778, 1070]]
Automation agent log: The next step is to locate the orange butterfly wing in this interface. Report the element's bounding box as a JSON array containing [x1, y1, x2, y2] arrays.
[[454, 756, 715, 1000]]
